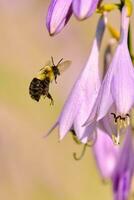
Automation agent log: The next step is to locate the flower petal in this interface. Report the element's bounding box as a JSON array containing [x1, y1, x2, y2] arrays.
[[77, 122, 97, 143], [111, 46, 134, 114], [59, 89, 81, 140], [93, 127, 119, 178], [86, 6, 134, 124], [97, 7, 134, 117], [113, 171, 131, 200], [44, 121, 58, 137], [84, 71, 114, 124], [112, 129, 134, 200], [58, 15, 106, 140], [73, 0, 99, 20], [46, 0, 72, 35], [110, 7, 134, 114], [100, 108, 117, 138]]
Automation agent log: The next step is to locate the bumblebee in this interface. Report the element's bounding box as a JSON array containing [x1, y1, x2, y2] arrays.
[[29, 57, 71, 105]]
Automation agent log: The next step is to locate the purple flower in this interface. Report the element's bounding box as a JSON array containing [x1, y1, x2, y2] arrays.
[[93, 127, 134, 200], [112, 128, 134, 200], [73, 0, 100, 20], [46, 0, 73, 36], [93, 127, 119, 179], [46, 0, 100, 35], [85, 7, 134, 141], [46, 15, 106, 143]]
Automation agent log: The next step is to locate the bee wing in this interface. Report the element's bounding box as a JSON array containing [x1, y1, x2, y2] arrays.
[[58, 60, 72, 73]]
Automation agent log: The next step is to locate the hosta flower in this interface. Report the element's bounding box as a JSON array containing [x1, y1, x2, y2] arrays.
[[46, 15, 106, 143], [93, 127, 134, 200], [46, 0, 72, 36], [93, 127, 119, 179], [85, 7, 134, 142], [73, 0, 100, 20], [112, 128, 134, 200], [46, 0, 100, 35]]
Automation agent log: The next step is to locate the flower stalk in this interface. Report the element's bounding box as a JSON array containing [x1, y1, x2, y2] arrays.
[[97, 3, 120, 13]]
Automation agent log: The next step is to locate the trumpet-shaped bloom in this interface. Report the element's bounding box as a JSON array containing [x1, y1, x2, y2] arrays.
[[93, 127, 119, 178], [46, 0, 100, 35], [93, 127, 134, 200], [85, 7, 134, 135], [46, 15, 106, 143], [73, 0, 100, 20], [112, 129, 134, 200], [46, 0, 73, 35]]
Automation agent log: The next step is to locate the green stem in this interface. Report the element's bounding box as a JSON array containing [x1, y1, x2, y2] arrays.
[[73, 144, 87, 161], [128, 24, 133, 54], [128, 24, 134, 63]]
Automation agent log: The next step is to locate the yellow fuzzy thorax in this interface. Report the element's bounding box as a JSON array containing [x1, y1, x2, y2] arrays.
[[36, 65, 55, 81]]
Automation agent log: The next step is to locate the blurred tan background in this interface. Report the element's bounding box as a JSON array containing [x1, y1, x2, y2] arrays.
[[0, 0, 133, 200]]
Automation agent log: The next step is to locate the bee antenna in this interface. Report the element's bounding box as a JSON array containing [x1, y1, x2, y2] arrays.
[[51, 56, 55, 66], [57, 58, 63, 66]]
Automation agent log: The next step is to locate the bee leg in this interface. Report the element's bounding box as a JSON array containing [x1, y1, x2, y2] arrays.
[[54, 77, 57, 84], [43, 95, 46, 100], [47, 93, 54, 105]]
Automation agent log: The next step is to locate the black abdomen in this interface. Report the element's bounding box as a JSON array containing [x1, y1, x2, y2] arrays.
[[29, 77, 50, 102]]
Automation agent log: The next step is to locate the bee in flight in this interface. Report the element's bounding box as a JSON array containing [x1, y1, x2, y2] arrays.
[[29, 57, 71, 105]]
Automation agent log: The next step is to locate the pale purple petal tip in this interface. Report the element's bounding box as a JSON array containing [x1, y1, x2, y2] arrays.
[[93, 128, 118, 178], [79, 122, 97, 143], [44, 121, 58, 138], [73, 0, 99, 20], [113, 172, 131, 200], [46, 0, 72, 35], [112, 129, 134, 200]]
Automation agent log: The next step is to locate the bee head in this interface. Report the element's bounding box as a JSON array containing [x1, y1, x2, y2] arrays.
[[52, 65, 60, 76], [51, 57, 63, 82]]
